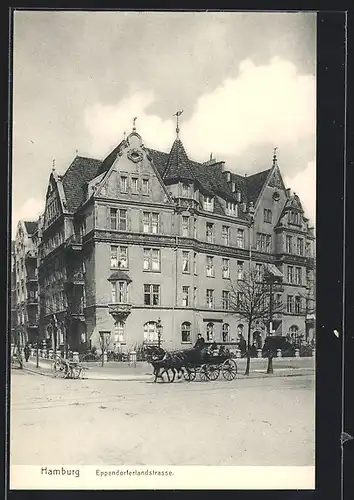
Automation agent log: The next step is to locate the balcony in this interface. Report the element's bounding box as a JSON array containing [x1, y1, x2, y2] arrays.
[[25, 250, 37, 261], [65, 234, 83, 252], [108, 303, 132, 321], [26, 276, 38, 284], [26, 297, 38, 306]]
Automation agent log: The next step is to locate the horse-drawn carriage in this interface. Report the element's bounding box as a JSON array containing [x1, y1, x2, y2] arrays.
[[145, 345, 238, 383]]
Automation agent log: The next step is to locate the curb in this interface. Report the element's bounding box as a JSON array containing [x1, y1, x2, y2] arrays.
[[21, 366, 314, 382]]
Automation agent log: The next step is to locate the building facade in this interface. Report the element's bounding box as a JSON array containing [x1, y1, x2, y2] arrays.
[[13, 220, 40, 346], [36, 126, 315, 353]]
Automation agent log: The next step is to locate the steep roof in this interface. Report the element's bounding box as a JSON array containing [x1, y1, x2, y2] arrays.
[[24, 221, 38, 235], [245, 169, 271, 205], [163, 138, 196, 182], [61, 156, 102, 212]]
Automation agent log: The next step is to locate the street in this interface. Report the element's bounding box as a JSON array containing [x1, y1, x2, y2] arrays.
[[10, 370, 315, 466]]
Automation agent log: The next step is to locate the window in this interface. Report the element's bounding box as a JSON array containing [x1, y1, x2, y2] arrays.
[[120, 176, 127, 192], [287, 295, 294, 313], [264, 209, 272, 223], [206, 222, 215, 243], [295, 296, 301, 313], [297, 238, 304, 256], [110, 208, 127, 231], [206, 322, 214, 341], [222, 324, 230, 342], [182, 251, 190, 273], [256, 233, 271, 252], [193, 253, 198, 275], [206, 289, 214, 309], [289, 325, 299, 340], [206, 256, 215, 277], [144, 284, 160, 306], [111, 281, 128, 303], [114, 321, 125, 343], [181, 322, 191, 342], [131, 177, 139, 193], [222, 225, 230, 245], [193, 286, 197, 307], [295, 267, 302, 285], [222, 290, 230, 310], [236, 229, 244, 248], [203, 196, 214, 212], [275, 294, 282, 307], [142, 178, 149, 195], [226, 202, 238, 216], [286, 235, 292, 253], [237, 260, 244, 280], [287, 265, 294, 284], [222, 258, 230, 279], [182, 216, 190, 237], [289, 211, 300, 225], [182, 286, 190, 307], [255, 263, 263, 281], [143, 248, 160, 272], [181, 183, 189, 197], [110, 246, 128, 269], [144, 321, 158, 342], [193, 218, 197, 239], [237, 292, 245, 307], [143, 212, 159, 233]]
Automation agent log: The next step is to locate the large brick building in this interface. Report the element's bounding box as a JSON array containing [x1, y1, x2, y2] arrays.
[[36, 125, 315, 353]]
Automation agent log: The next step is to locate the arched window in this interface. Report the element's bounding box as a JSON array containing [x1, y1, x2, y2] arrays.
[[144, 321, 158, 343], [181, 322, 191, 342], [206, 322, 214, 341], [252, 330, 263, 349], [222, 323, 230, 342], [237, 324, 244, 337]]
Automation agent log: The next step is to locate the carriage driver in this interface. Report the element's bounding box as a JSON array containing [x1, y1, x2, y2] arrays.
[[193, 334, 205, 350]]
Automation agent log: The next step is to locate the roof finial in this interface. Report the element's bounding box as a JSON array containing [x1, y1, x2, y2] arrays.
[[173, 110, 184, 137], [273, 147, 278, 167], [52, 159, 55, 172], [210, 152, 213, 161], [132, 117, 138, 132]]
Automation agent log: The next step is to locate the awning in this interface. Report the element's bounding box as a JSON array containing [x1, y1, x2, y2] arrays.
[[265, 264, 283, 279]]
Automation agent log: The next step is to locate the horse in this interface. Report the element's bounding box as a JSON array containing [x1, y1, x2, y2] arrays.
[[144, 346, 172, 382]]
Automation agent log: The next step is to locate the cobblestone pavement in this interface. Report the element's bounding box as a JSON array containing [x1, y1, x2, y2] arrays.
[[10, 370, 315, 466]]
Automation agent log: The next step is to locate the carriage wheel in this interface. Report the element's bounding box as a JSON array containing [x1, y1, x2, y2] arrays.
[[183, 367, 196, 381], [199, 365, 210, 382], [52, 360, 62, 378], [221, 359, 237, 380], [71, 366, 82, 379], [206, 364, 220, 381]]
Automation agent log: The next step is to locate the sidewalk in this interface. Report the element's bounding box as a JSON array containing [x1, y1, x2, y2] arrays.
[[21, 356, 314, 382]]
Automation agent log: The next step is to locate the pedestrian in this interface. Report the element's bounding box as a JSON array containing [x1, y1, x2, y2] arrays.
[[24, 344, 30, 362], [238, 334, 247, 356]]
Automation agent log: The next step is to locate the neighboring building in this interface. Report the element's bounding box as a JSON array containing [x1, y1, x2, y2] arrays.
[[37, 125, 315, 353], [13, 220, 40, 346], [10, 241, 17, 344]]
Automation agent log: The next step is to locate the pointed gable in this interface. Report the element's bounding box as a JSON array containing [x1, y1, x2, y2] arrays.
[[24, 221, 38, 235], [163, 138, 196, 183], [246, 168, 272, 205]]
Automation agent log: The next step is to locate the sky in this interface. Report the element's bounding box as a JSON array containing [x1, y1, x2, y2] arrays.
[[12, 11, 316, 235]]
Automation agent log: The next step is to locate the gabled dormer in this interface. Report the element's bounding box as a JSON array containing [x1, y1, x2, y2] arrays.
[[43, 168, 68, 230]]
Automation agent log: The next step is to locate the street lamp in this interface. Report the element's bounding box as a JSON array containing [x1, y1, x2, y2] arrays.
[[156, 318, 163, 349]]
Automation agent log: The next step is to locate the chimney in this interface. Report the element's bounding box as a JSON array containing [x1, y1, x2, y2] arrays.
[[225, 171, 231, 182], [285, 188, 291, 198], [231, 182, 236, 193], [203, 152, 217, 166]]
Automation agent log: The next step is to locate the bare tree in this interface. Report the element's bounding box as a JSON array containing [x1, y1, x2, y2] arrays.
[[229, 268, 285, 375]]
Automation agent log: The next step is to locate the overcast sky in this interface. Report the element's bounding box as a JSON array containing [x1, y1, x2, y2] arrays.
[[12, 10, 316, 235]]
